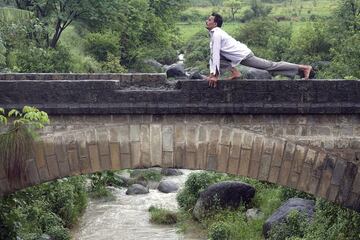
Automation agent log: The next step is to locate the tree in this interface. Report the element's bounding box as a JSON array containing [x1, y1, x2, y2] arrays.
[[14, 0, 121, 48], [0, 106, 49, 188], [335, 0, 360, 32], [224, 0, 242, 21], [209, 0, 223, 6]]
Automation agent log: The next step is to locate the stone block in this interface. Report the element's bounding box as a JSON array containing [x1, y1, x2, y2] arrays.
[[110, 127, 121, 142], [328, 185, 339, 202], [150, 124, 162, 166], [130, 125, 141, 141], [198, 126, 207, 142], [207, 155, 218, 171], [174, 144, 185, 168], [239, 149, 251, 176], [111, 114, 129, 124], [79, 156, 91, 174], [43, 137, 55, 156], [288, 172, 300, 188], [131, 142, 141, 168], [272, 139, 285, 167], [34, 142, 47, 169], [162, 125, 174, 152], [185, 152, 196, 169], [228, 157, 239, 175], [292, 145, 307, 173], [218, 145, 230, 173], [220, 127, 232, 145], [258, 154, 272, 181], [317, 156, 336, 198], [263, 138, 274, 155], [304, 149, 317, 165], [97, 130, 110, 156], [118, 125, 130, 145], [331, 160, 347, 186], [120, 153, 131, 169], [110, 143, 121, 169], [88, 144, 101, 172], [208, 128, 220, 155], [248, 136, 263, 178], [308, 176, 320, 195], [352, 169, 360, 194], [175, 124, 185, 143], [186, 124, 197, 152], [0, 179, 10, 195], [278, 160, 292, 186], [242, 133, 254, 150], [312, 152, 327, 179], [337, 162, 358, 204], [67, 148, 80, 174], [268, 166, 280, 183], [25, 159, 40, 185], [46, 155, 60, 178], [162, 152, 174, 168], [0, 162, 6, 179], [196, 143, 207, 169], [85, 129, 97, 144], [283, 142, 296, 162], [297, 163, 312, 192], [38, 167, 50, 182]]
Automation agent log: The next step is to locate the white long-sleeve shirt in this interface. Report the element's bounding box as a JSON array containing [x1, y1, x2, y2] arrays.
[[209, 27, 252, 75]]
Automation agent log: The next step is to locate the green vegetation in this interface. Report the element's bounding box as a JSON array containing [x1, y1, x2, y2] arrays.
[[174, 171, 360, 240], [0, 106, 49, 187], [0, 176, 87, 240], [148, 206, 178, 225]]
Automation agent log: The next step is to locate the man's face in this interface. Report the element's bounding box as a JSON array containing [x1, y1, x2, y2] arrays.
[[206, 15, 217, 30]]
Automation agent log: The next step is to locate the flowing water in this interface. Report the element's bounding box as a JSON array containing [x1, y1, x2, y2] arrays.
[[72, 170, 204, 240]]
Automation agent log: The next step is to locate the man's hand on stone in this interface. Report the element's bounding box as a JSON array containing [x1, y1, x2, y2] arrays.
[[207, 74, 219, 88]]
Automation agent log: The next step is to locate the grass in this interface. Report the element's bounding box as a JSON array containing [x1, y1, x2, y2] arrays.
[[177, 22, 241, 42], [178, 0, 334, 42], [148, 206, 178, 225]]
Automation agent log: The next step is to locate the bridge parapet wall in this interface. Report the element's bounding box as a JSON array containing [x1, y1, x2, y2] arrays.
[[1, 74, 360, 212]]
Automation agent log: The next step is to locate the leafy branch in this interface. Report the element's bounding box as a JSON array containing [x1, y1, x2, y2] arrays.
[[0, 106, 49, 189]]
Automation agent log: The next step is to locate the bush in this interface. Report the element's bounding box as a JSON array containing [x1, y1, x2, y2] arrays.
[[268, 210, 309, 240], [148, 206, 178, 225], [176, 171, 225, 211], [9, 45, 73, 72], [84, 31, 119, 62], [208, 221, 231, 240], [0, 176, 87, 240], [129, 169, 163, 182], [88, 171, 125, 199]]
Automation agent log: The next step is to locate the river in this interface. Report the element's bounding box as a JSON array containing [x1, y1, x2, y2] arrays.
[[72, 170, 204, 240]]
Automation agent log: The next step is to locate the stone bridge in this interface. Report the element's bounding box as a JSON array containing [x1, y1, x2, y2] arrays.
[[0, 73, 360, 212]]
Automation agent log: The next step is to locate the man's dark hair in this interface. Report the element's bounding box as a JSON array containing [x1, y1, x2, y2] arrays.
[[211, 12, 223, 28]]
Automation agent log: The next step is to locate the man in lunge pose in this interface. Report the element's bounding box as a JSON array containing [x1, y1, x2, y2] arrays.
[[206, 13, 313, 87]]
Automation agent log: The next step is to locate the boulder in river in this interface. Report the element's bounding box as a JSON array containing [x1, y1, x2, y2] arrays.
[[126, 184, 149, 195], [263, 198, 315, 238], [158, 180, 179, 193], [193, 181, 256, 220], [161, 168, 183, 176]]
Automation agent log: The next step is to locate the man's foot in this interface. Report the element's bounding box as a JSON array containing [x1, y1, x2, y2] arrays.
[[300, 65, 313, 80], [225, 67, 241, 80]]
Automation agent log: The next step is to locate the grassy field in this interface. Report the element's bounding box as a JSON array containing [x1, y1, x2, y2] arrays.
[[178, 0, 334, 43]]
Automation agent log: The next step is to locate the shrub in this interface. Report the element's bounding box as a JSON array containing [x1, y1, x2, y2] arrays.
[[148, 206, 178, 225], [208, 221, 231, 240], [176, 171, 225, 211], [268, 210, 309, 240], [9, 45, 73, 72], [84, 32, 119, 62], [0, 176, 87, 240]]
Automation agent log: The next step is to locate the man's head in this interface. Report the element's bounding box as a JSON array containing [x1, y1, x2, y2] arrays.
[[205, 12, 223, 30]]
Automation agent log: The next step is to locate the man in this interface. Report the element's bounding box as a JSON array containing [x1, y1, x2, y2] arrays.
[[206, 13, 313, 87]]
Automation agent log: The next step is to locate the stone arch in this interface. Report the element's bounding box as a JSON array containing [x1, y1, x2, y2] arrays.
[[0, 120, 359, 212]]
